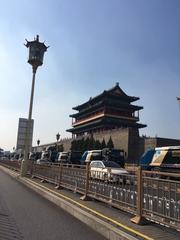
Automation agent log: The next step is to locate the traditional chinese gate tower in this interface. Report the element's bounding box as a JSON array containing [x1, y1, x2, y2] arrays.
[[67, 83, 146, 139]]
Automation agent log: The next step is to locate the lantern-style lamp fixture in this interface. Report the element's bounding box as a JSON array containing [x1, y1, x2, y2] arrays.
[[25, 35, 49, 72], [56, 133, 60, 142], [37, 139, 40, 146]]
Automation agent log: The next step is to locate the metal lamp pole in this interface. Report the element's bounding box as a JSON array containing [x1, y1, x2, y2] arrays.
[[177, 97, 180, 107], [56, 133, 60, 152], [37, 139, 40, 146], [21, 35, 48, 176], [56, 132, 60, 142]]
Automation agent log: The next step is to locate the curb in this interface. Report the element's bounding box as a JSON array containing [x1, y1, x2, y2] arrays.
[[0, 166, 150, 240]]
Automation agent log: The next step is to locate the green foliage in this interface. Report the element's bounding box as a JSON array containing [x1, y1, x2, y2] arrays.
[[83, 137, 89, 151], [107, 136, 114, 149], [57, 144, 64, 152], [94, 139, 101, 149], [70, 136, 115, 152], [75, 139, 81, 151], [70, 135, 103, 152], [70, 140, 76, 151], [78, 139, 84, 152], [101, 138, 106, 149], [71, 138, 85, 151], [89, 135, 95, 150]]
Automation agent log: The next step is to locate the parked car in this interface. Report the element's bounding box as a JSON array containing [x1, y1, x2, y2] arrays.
[[29, 152, 36, 161], [57, 152, 69, 163], [18, 153, 24, 162], [35, 151, 42, 161], [0, 151, 10, 160], [36, 150, 51, 165], [102, 148, 125, 168], [81, 150, 102, 164], [90, 160, 129, 183], [67, 151, 82, 165], [36, 159, 51, 165], [40, 151, 50, 161]]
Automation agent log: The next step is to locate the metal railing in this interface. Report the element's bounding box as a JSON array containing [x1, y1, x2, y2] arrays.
[[142, 170, 180, 229], [0, 160, 21, 171], [0, 160, 179, 231]]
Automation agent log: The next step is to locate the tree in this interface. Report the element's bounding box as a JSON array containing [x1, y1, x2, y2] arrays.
[[58, 144, 64, 152], [75, 139, 81, 151], [94, 139, 101, 149], [81, 137, 88, 152], [107, 136, 114, 149], [101, 138, 106, 149], [79, 138, 85, 151], [89, 135, 95, 150], [70, 140, 76, 151]]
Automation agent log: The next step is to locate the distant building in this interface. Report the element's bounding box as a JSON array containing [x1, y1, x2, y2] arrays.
[[67, 83, 146, 138], [66, 84, 180, 163], [16, 118, 34, 152], [33, 84, 180, 164]]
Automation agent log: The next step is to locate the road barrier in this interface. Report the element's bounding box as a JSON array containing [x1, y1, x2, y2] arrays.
[[0, 160, 179, 231]]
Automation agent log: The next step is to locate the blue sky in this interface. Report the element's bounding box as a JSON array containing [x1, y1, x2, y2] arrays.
[[0, 0, 180, 150]]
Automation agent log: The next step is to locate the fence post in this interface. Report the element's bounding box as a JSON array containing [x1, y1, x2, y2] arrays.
[[55, 161, 63, 189], [131, 166, 147, 225], [80, 160, 91, 201], [40, 165, 48, 183]]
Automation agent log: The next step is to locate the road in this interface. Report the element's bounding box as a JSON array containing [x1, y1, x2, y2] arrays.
[[0, 170, 106, 240]]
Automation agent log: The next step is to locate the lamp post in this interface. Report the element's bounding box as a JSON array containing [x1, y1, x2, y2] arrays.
[[56, 133, 60, 142], [21, 35, 48, 176], [56, 133, 60, 152], [177, 97, 180, 107], [37, 139, 40, 146]]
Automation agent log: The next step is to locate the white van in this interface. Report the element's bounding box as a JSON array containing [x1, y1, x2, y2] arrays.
[[80, 150, 102, 164], [57, 152, 69, 163]]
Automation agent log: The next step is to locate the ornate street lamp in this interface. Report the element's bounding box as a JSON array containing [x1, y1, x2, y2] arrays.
[[21, 35, 48, 176], [56, 133, 60, 142], [37, 139, 40, 146], [177, 97, 180, 107]]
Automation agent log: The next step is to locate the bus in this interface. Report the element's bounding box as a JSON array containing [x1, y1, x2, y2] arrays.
[[139, 146, 180, 174]]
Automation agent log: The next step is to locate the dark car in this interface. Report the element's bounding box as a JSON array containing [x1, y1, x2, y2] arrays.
[[29, 152, 42, 161], [67, 151, 82, 165], [102, 148, 125, 168], [80, 148, 125, 167]]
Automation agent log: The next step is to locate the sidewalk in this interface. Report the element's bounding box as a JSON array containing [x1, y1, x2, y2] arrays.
[[1, 166, 179, 240]]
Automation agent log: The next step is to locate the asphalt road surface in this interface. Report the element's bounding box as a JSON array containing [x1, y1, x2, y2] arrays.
[[0, 170, 106, 240]]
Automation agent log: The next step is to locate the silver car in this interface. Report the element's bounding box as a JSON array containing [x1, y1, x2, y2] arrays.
[[36, 159, 50, 165], [90, 160, 128, 182]]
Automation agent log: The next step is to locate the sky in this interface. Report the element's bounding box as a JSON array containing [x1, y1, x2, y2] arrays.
[[0, 0, 180, 151]]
